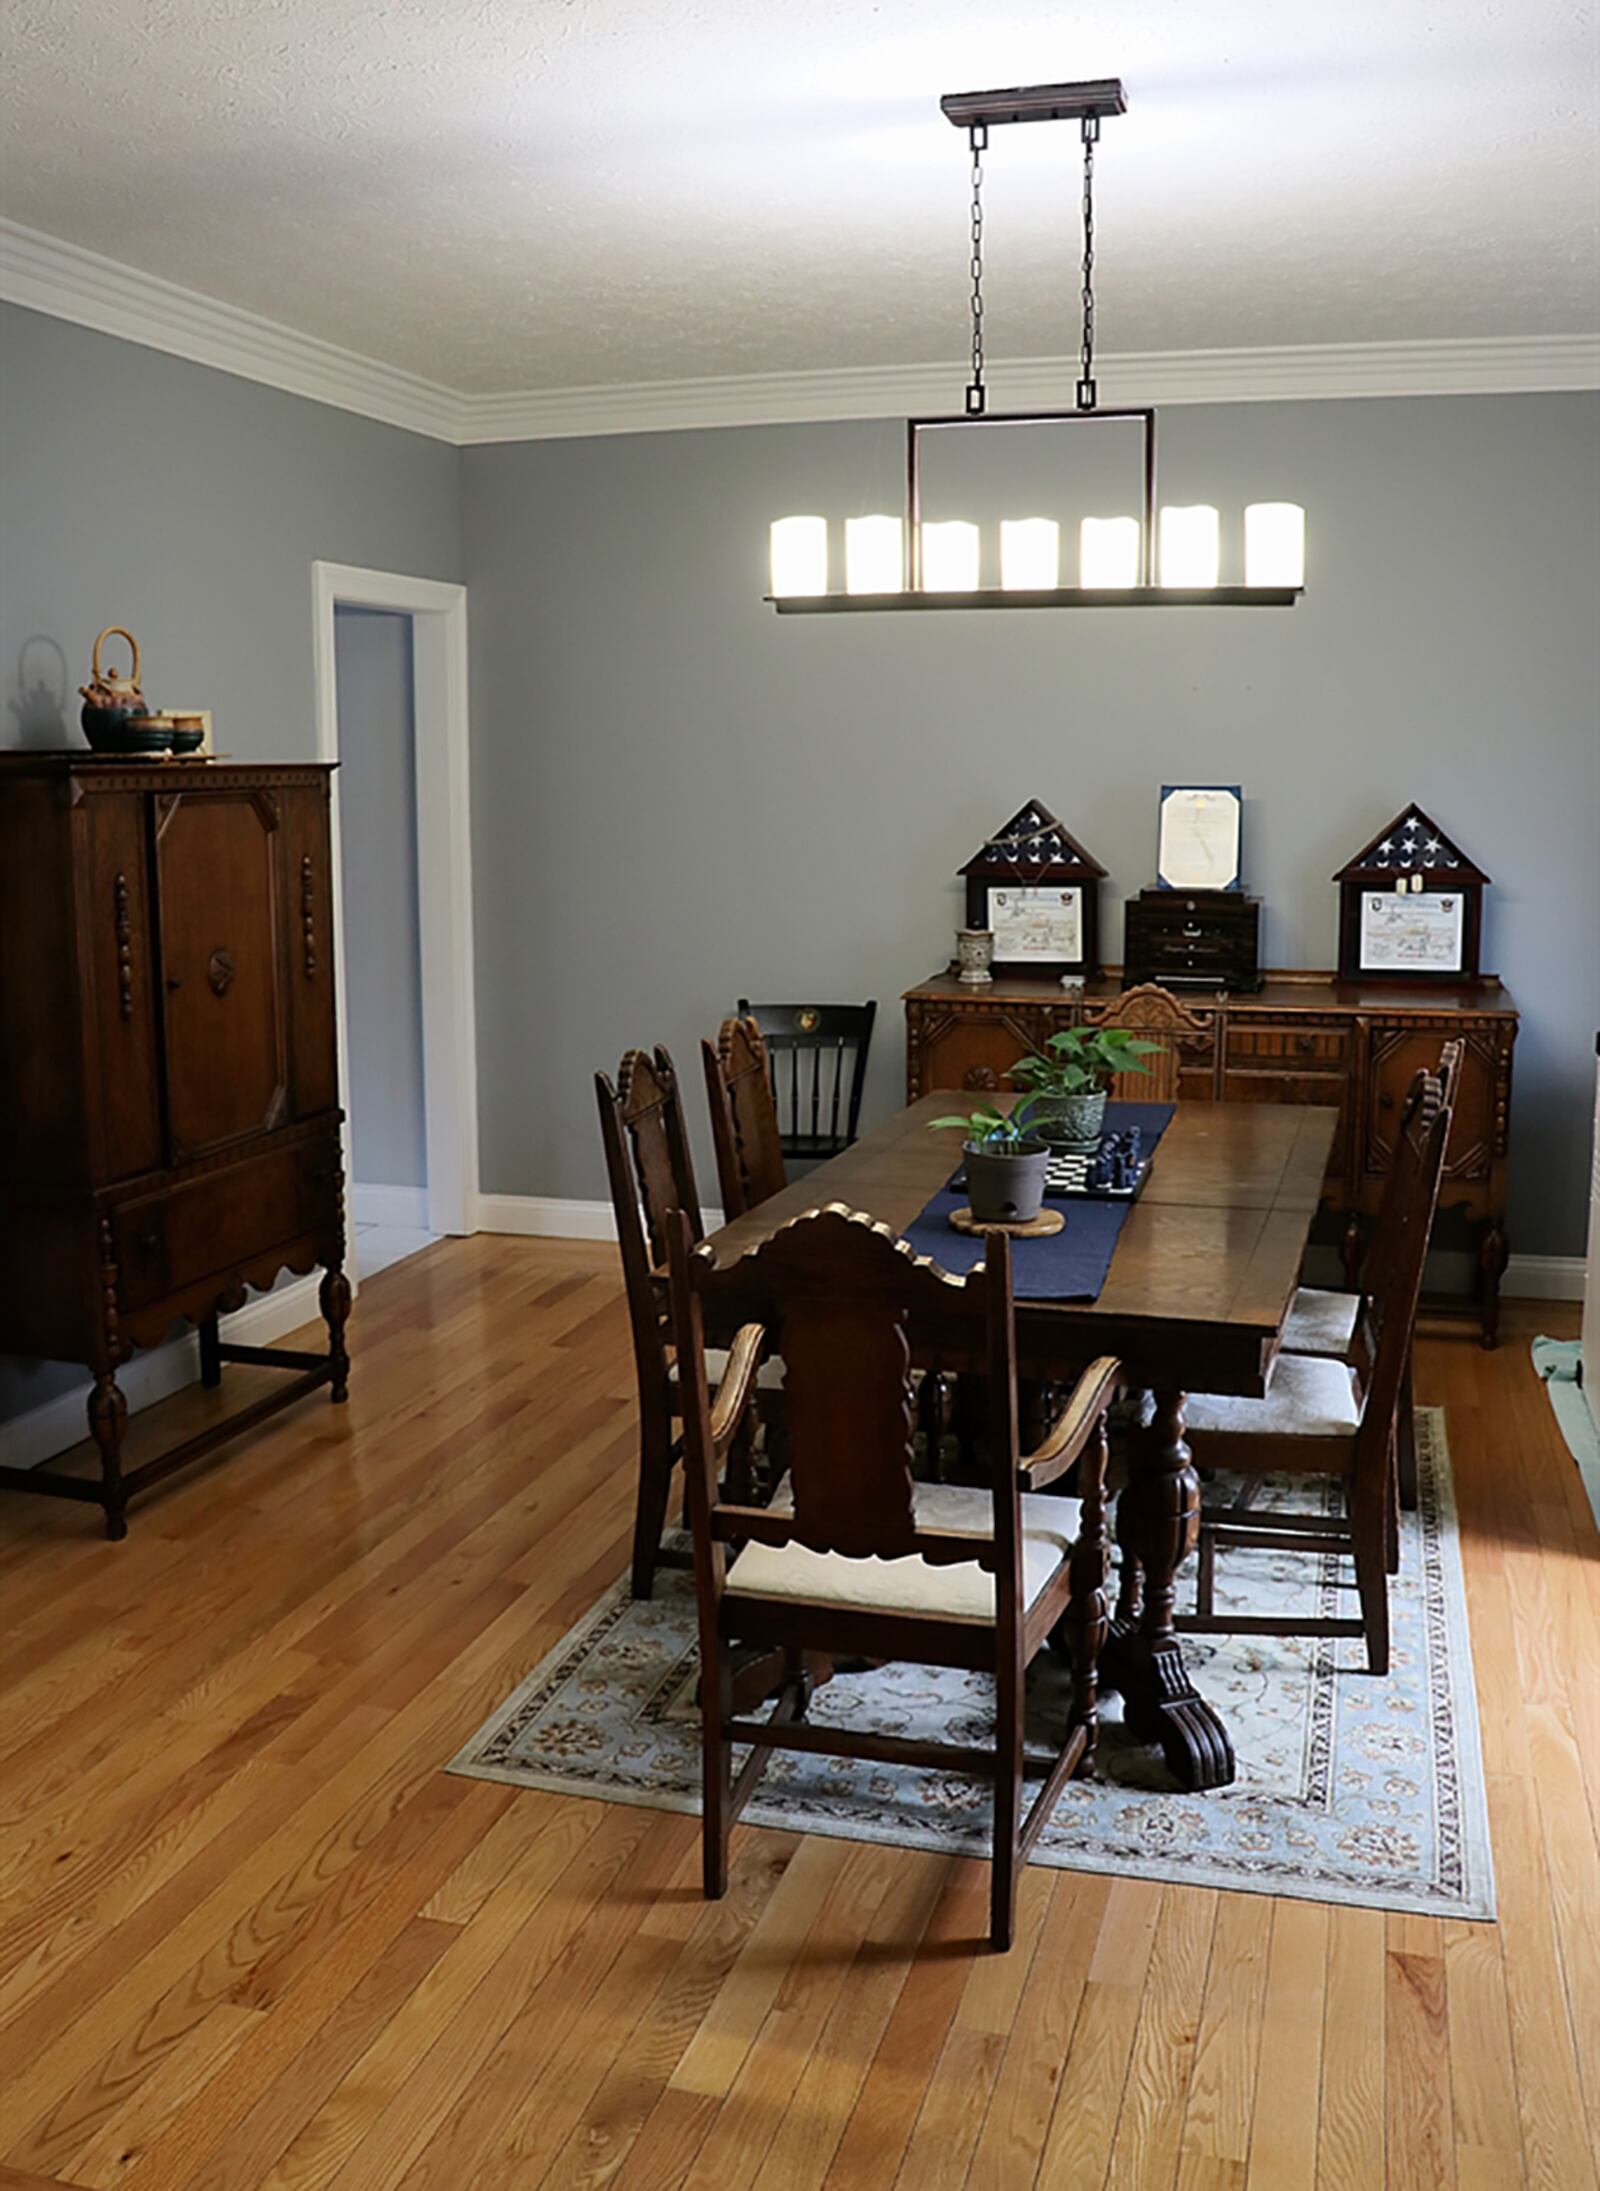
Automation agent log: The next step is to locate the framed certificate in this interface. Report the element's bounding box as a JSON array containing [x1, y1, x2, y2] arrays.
[[1358, 890, 1465, 974], [987, 885, 1083, 967], [960, 799, 1104, 978], [1157, 785, 1243, 892]]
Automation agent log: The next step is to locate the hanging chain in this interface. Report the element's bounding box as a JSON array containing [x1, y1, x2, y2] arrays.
[[1076, 117, 1099, 411], [966, 125, 987, 416]]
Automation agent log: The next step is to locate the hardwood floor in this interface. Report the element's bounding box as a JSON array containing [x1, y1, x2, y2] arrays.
[[0, 1236, 1593, 2191]]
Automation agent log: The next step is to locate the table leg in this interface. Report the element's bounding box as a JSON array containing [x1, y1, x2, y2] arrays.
[[1102, 1386, 1235, 1791]]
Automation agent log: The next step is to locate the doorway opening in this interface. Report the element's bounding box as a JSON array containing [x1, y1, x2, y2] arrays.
[[311, 565, 477, 1270]]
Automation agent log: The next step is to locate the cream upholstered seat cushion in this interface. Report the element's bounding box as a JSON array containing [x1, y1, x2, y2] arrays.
[[725, 1481, 1081, 1625], [669, 1349, 785, 1391], [1185, 1351, 1361, 1440], [1281, 1286, 1361, 1359]]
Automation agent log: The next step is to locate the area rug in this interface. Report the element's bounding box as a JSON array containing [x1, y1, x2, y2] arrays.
[[449, 1407, 1494, 1919]]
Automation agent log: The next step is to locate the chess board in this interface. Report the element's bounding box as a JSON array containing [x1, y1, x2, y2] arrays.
[[1043, 1147, 1151, 1201]]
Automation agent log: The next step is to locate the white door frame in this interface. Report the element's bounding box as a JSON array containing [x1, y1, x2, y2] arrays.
[[311, 562, 478, 1237]]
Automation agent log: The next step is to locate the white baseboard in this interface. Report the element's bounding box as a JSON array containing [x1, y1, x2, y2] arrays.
[[353, 1182, 431, 1230], [476, 1194, 725, 1241], [1504, 1255, 1587, 1302], [0, 1274, 326, 1475]]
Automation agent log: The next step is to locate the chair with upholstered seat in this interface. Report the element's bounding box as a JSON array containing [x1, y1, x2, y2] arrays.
[[735, 999, 876, 1165], [702, 1014, 789, 1220], [667, 1201, 1121, 1950], [1279, 1039, 1462, 1509], [1177, 1082, 1451, 1674]]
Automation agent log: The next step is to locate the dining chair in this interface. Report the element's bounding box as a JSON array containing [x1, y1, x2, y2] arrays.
[[594, 1045, 708, 1600], [1079, 983, 1211, 1100], [1177, 1080, 1452, 1675], [1280, 1039, 1463, 1508], [702, 1014, 788, 1220], [667, 1201, 1122, 1950], [735, 999, 877, 1164]]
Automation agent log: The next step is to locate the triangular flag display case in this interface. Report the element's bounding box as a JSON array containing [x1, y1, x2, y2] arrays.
[[960, 801, 1106, 980], [1334, 805, 1490, 984]]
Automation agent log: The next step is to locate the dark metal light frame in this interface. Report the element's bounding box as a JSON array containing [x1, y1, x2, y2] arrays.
[[767, 76, 1305, 614]]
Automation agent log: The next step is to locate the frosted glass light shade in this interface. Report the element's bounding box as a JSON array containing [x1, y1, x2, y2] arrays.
[[919, 520, 980, 592], [1080, 516, 1141, 588], [1245, 502, 1305, 587], [1000, 518, 1060, 591], [845, 514, 904, 594], [1159, 505, 1220, 588], [769, 515, 827, 597]]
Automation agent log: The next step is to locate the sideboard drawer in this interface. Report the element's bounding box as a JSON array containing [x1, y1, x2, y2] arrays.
[[114, 1142, 329, 1307], [1226, 1022, 1350, 1069]]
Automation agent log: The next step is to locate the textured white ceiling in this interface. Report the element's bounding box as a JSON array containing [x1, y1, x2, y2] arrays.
[[2, 1, 1596, 394]]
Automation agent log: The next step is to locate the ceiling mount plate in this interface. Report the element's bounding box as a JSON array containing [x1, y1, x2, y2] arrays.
[[940, 79, 1127, 132]]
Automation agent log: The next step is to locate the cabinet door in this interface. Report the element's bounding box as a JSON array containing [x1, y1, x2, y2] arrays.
[[910, 1005, 1050, 1098], [155, 789, 288, 1160], [1364, 1027, 1498, 1189], [80, 792, 164, 1180]]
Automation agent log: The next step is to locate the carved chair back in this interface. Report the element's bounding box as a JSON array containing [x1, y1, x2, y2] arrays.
[[672, 1204, 1027, 1621], [702, 1016, 788, 1221], [595, 1046, 704, 1435], [735, 999, 877, 1162], [1080, 982, 1211, 1101]]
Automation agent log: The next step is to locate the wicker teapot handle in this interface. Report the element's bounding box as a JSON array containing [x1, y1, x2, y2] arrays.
[[91, 626, 140, 688]]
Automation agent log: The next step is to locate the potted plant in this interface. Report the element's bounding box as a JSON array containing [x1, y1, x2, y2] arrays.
[[1009, 1027, 1166, 1150], [928, 1096, 1051, 1224]]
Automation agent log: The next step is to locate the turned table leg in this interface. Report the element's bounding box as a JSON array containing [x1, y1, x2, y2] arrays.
[[1102, 1386, 1236, 1791]]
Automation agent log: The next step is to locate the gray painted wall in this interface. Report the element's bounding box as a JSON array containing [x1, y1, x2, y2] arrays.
[[0, 303, 462, 1426], [0, 303, 462, 760], [335, 606, 427, 1193], [463, 394, 1600, 1256]]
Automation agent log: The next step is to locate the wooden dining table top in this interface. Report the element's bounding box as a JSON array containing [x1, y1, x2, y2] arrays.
[[703, 1093, 1341, 1399]]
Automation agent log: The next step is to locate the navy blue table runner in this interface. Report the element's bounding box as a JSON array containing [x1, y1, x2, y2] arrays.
[[902, 1101, 1177, 1301]]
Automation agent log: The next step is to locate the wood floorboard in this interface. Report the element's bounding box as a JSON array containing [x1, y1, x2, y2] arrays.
[[0, 1240, 1589, 2191]]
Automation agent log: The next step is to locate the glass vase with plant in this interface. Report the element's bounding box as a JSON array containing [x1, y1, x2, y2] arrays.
[[1009, 1027, 1165, 1149], [928, 1096, 1051, 1224]]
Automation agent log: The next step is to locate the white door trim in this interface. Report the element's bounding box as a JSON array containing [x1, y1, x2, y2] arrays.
[[311, 563, 479, 1238]]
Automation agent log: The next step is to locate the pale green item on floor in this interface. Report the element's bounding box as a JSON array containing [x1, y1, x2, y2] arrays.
[[1532, 1336, 1600, 1528]]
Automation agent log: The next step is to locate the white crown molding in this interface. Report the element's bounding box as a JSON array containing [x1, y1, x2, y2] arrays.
[[0, 219, 467, 442], [457, 335, 1600, 444], [4, 219, 1597, 447]]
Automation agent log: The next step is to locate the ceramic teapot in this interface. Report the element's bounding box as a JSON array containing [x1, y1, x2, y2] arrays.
[[79, 627, 151, 747]]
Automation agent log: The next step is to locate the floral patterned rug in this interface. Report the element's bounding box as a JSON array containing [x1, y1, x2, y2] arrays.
[[449, 1407, 1494, 1918]]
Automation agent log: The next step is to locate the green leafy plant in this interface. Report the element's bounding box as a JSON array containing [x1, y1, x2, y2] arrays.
[[928, 1095, 1044, 1148], [1010, 1026, 1165, 1098]]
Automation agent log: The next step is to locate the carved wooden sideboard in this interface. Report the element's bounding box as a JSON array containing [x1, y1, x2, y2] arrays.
[[904, 969, 1518, 1343], [0, 756, 349, 1535]]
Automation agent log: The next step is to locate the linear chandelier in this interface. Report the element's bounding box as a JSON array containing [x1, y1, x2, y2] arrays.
[[768, 78, 1305, 613]]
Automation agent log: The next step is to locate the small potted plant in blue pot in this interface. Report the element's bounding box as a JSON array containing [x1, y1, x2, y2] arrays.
[[1009, 1027, 1165, 1151], [929, 1096, 1051, 1224]]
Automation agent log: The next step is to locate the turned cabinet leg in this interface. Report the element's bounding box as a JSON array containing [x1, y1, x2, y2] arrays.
[[320, 1266, 352, 1403], [198, 1313, 222, 1390], [1478, 1225, 1508, 1351], [89, 1371, 129, 1541]]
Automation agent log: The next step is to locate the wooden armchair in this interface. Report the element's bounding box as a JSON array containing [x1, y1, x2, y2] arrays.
[[1179, 1080, 1452, 1674], [735, 999, 877, 1163], [1080, 983, 1212, 1100], [668, 1201, 1122, 1950], [702, 1015, 788, 1220]]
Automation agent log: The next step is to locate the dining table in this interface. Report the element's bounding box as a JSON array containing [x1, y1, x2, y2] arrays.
[[701, 1090, 1342, 1792]]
